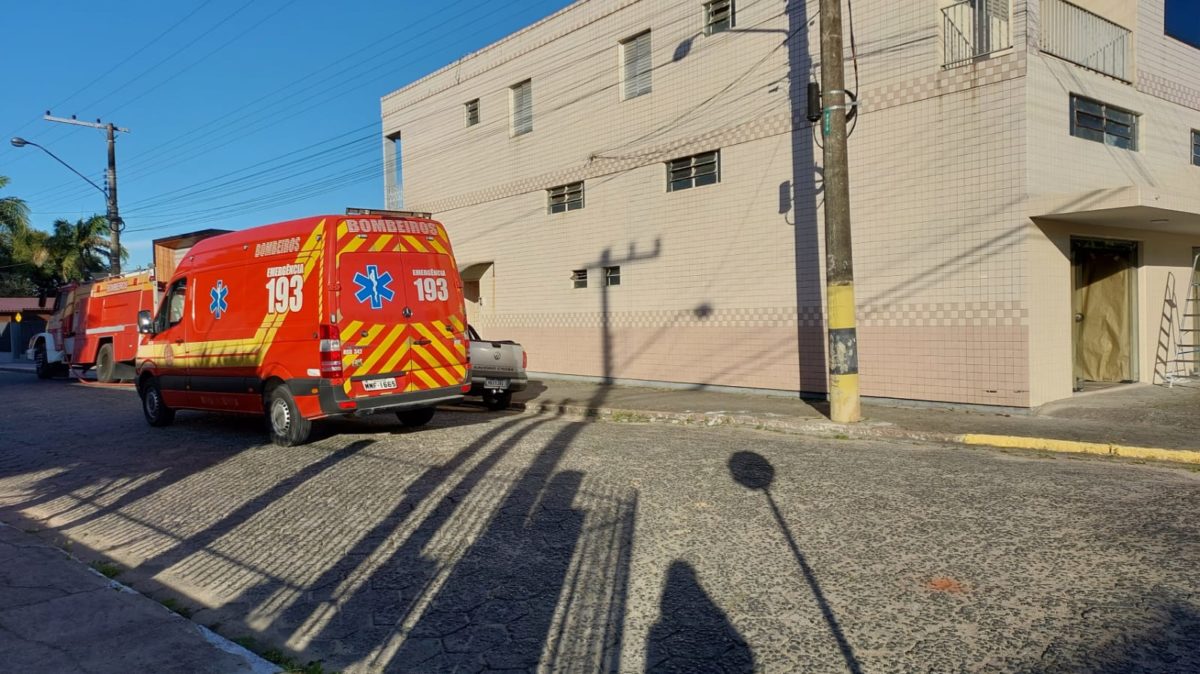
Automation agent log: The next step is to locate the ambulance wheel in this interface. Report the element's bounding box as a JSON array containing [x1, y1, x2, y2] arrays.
[[268, 386, 312, 446], [397, 407, 436, 428], [34, 346, 53, 380], [141, 378, 175, 427], [482, 390, 512, 411], [95, 344, 116, 383]]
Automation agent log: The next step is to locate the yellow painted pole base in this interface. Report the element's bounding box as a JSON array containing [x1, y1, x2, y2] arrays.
[[829, 373, 861, 423]]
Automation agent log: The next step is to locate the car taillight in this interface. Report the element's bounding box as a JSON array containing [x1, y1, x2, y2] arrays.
[[319, 324, 342, 379], [522, 350, 527, 369]]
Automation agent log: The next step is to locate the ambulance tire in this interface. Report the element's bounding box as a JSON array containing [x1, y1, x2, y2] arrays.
[[95, 344, 116, 383], [268, 386, 312, 447], [397, 407, 436, 428], [140, 377, 176, 427], [482, 390, 512, 411]]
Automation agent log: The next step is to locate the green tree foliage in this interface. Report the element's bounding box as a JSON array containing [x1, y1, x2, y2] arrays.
[[0, 176, 128, 295]]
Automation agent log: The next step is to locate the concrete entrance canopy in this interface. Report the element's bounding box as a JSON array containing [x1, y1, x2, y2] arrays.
[[458, 261, 494, 280], [1033, 186, 1200, 234]]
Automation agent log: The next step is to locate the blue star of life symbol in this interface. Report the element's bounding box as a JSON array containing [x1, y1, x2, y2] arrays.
[[209, 280, 229, 319], [353, 265, 395, 310]]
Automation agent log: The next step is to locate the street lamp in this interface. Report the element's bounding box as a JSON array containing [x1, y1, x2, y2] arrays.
[[11, 122, 126, 275]]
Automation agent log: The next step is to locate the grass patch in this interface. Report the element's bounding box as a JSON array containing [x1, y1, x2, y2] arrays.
[[609, 410, 651, 424], [833, 433, 850, 440], [89, 560, 122, 579], [159, 597, 193, 619], [233, 637, 333, 674]]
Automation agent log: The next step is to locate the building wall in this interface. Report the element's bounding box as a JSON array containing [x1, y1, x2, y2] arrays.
[[383, 0, 1043, 404], [1023, 0, 1200, 404]]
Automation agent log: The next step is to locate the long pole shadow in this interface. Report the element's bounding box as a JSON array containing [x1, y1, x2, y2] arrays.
[[729, 450, 862, 674]]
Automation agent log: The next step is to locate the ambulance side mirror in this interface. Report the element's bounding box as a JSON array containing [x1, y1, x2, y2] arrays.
[[137, 310, 155, 335]]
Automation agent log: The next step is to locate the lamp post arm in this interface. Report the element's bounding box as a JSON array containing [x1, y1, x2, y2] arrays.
[[24, 141, 108, 199]]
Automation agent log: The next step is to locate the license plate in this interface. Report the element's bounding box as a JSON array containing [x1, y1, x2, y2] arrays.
[[363, 377, 398, 392], [484, 378, 509, 390]]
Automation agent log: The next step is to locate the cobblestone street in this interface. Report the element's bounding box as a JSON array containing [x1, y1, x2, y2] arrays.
[[1, 372, 1199, 673]]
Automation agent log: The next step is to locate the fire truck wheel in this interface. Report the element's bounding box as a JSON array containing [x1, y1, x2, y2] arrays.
[[140, 378, 176, 427], [268, 386, 312, 446], [396, 407, 436, 428], [482, 390, 512, 411], [95, 344, 116, 383], [34, 346, 53, 380]]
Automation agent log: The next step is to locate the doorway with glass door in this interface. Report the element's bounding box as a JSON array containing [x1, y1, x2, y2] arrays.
[[1072, 237, 1138, 392]]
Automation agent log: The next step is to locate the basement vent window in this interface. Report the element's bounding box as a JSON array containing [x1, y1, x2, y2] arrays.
[[667, 150, 720, 191], [465, 99, 479, 127], [548, 182, 584, 213], [604, 266, 621, 287], [621, 31, 653, 100], [1070, 94, 1137, 151], [704, 0, 734, 34], [572, 269, 588, 289], [511, 79, 533, 136]]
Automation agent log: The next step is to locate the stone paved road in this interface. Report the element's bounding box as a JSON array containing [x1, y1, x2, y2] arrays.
[[1, 372, 1199, 673]]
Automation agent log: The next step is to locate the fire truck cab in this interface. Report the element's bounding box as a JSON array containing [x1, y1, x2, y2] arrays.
[[135, 210, 470, 446]]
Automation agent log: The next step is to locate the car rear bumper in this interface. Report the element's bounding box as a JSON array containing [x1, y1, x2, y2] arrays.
[[469, 373, 528, 395], [300, 379, 464, 418]]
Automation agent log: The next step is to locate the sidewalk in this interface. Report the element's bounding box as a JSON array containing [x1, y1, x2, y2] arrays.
[[514, 377, 1200, 463], [0, 523, 278, 674]]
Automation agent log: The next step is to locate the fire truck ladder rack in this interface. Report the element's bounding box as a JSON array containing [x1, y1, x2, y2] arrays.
[[1166, 252, 1200, 388]]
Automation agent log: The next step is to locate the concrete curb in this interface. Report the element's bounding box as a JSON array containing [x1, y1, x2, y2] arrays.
[[515, 401, 1200, 465], [0, 365, 35, 374]]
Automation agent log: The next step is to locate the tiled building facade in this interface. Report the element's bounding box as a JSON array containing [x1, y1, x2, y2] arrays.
[[381, 0, 1200, 407]]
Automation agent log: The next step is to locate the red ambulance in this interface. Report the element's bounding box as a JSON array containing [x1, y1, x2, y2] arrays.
[[135, 210, 470, 446]]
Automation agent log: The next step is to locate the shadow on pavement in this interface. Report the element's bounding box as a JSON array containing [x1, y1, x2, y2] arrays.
[[645, 560, 755, 673]]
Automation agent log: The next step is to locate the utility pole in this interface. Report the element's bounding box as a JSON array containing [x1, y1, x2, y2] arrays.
[[818, 0, 861, 423], [44, 113, 128, 275]]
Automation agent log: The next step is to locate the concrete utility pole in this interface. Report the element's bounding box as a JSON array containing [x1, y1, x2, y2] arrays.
[[818, 0, 861, 423], [44, 113, 128, 275]]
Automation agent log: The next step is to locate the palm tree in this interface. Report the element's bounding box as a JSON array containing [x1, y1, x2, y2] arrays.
[[47, 215, 122, 281], [0, 175, 30, 235]]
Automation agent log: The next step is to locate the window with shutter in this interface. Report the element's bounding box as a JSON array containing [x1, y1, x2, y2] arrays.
[[621, 31, 652, 100], [464, 99, 479, 127], [511, 80, 533, 136], [667, 150, 721, 191], [704, 0, 734, 35]]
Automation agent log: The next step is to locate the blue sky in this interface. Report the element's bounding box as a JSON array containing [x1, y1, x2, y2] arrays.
[[1166, 0, 1200, 49], [0, 0, 573, 268]]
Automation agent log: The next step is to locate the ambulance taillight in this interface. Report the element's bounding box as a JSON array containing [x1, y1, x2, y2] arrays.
[[318, 325, 343, 379]]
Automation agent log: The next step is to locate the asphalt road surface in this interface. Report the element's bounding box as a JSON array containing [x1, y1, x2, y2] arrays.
[[1, 372, 1198, 673]]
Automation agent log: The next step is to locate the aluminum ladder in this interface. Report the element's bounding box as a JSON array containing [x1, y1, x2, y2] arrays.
[[1169, 252, 1200, 386]]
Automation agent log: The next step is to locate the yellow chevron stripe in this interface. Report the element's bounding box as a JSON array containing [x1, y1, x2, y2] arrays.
[[356, 325, 404, 375], [337, 221, 349, 240], [413, 369, 440, 389], [402, 235, 427, 253], [341, 235, 367, 255], [429, 239, 449, 255], [358, 324, 384, 346], [380, 338, 411, 374], [392, 240, 408, 253], [411, 346, 456, 387], [370, 234, 393, 252], [339, 320, 363, 343], [448, 315, 465, 332], [415, 323, 459, 366]]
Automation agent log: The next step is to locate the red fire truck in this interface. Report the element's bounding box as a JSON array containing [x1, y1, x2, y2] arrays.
[[26, 270, 157, 381], [25, 230, 229, 381], [135, 210, 470, 446]]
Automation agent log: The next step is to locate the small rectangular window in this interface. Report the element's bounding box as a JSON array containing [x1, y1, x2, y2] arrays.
[[704, 0, 734, 34], [1192, 130, 1200, 166], [572, 269, 588, 289], [621, 31, 652, 100], [604, 266, 621, 287], [1070, 94, 1137, 150], [511, 80, 533, 136], [548, 182, 584, 213], [667, 150, 720, 191], [464, 99, 479, 127]]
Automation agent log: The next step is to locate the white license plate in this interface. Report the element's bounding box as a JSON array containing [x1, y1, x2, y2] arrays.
[[363, 377, 398, 392], [484, 378, 509, 390]]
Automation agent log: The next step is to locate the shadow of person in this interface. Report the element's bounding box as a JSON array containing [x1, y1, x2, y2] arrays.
[[645, 560, 754, 673]]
